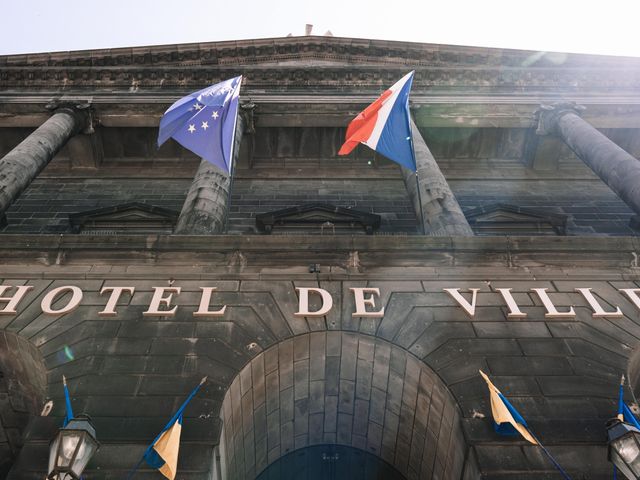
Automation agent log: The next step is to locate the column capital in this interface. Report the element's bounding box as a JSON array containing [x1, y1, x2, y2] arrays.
[[45, 100, 95, 134], [535, 102, 586, 136]]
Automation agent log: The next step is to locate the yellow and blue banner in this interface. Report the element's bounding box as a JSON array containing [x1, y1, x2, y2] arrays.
[[144, 415, 183, 480], [479, 370, 537, 444], [140, 377, 206, 480]]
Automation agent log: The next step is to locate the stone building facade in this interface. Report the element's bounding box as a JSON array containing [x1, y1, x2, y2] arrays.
[[2, 36, 640, 479]]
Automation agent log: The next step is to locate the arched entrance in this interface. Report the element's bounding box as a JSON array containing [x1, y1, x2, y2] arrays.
[[255, 444, 406, 480], [219, 332, 468, 480]]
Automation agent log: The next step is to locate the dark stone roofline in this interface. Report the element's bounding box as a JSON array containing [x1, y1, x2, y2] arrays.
[[2, 35, 640, 68]]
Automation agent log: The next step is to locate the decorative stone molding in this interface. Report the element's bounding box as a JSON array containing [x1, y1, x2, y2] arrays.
[[69, 202, 179, 234], [44, 100, 94, 133], [255, 203, 381, 235], [465, 203, 568, 236], [535, 102, 586, 136], [3, 37, 640, 92], [4, 66, 640, 91]]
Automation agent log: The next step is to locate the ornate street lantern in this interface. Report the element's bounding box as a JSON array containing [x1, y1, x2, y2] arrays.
[[47, 415, 99, 480], [608, 418, 640, 479]]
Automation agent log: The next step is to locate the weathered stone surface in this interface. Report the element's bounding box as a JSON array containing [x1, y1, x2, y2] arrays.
[[175, 115, 245, 234], [5, 33, 640, 480], [220, 333, 466, 480], [402, 120, 474, 236], [537, 103, 640, 219], [0, 108, 87, 219], [0, 332, 46, 477]]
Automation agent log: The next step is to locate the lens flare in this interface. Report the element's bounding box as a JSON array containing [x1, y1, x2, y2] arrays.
[[63, 345, 75, 361]]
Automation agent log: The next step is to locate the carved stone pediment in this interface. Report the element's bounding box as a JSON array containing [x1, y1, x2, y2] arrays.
[[69, 202, 178, 234], [256, 203, 381, 235], [465, 203, 567, 235]]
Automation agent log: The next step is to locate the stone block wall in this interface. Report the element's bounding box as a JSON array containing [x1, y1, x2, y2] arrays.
[[220, 332, 467, 480], [0, 238, 637, 480], [0, 331, 46, 477], [228, 178, 417, 234], [2, 123, 640, 236], [0, 178, 189, 234]]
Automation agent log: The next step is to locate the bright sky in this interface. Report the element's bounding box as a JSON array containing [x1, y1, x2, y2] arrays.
[[3, 0, 640, 57]]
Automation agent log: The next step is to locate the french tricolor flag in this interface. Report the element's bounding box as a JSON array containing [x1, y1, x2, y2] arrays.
[[338, 71, 416, 171]]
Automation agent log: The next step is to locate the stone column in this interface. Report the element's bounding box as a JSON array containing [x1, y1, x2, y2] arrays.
[[536, 102, 640, 217], [402, 119, 474, 236], [175, 109, 249, 234], [0, 103, 90, 218]]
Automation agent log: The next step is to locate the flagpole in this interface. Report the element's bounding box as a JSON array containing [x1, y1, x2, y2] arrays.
[[524, 428, 573, 480], [62, 375, 74, 427], [613, 374, 626, 480], [223, 79, 243, 234], [224, 163, 235, 233], [618, 374, 626, 420], [408, 133, 426, 235]]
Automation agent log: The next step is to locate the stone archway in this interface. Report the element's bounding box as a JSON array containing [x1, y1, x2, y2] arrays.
[[0, 331, 47, 477], [219, 332, 468, 480]]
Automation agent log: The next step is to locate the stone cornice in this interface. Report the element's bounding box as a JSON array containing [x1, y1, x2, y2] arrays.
[[2, 37, 640, 93], [3, 64, 640, 92], [3, 36, 639, 69]]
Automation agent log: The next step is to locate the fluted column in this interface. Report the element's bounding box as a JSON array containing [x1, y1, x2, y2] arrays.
[[175, 111, 247, 234], [402, 119, 474, 236], [0, 104, 89, 218], [536, 102, 640, 217]]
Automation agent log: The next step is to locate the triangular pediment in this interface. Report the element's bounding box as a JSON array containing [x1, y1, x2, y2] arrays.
[[69, 203, 178, 234], [465, 204, 567, 236], [256, 203, 381, 234]]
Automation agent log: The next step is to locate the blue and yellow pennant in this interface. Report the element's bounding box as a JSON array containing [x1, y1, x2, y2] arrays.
[[139, 376, 207, 480], [62, 375, 74, 427]]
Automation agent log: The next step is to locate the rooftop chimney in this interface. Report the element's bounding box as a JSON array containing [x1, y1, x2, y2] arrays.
[[305, 24, 313, 35]]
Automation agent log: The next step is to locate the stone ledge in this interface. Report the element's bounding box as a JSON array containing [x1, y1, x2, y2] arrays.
[[0, 233, 638, 252], [0, 235, 638, 275]]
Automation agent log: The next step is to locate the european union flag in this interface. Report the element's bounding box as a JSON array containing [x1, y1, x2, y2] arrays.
[[157, 76, 242, 174]]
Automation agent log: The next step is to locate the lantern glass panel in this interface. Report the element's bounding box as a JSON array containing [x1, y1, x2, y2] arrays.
[[611, 449, 636, 480], [612, 433, 640, 477], [70, 434, 99, 476], [57, 432, 80, 467], [48, 435, 61, 473]]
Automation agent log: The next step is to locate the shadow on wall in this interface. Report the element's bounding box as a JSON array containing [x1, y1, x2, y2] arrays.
[[0, 331, 47, 477], [255, 444, 406, 480]]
